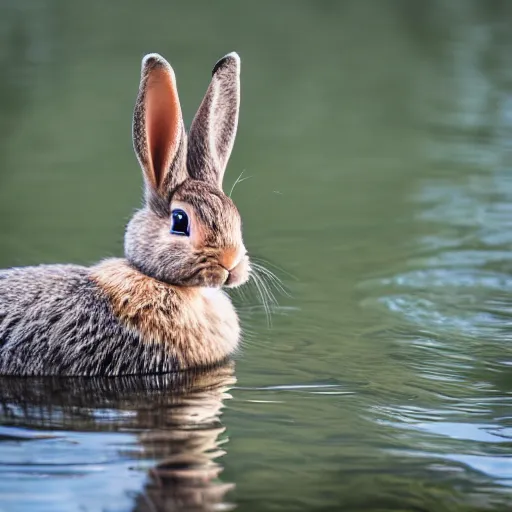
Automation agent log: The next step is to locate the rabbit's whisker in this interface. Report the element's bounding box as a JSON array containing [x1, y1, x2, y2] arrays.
[[250, 262, 287, 327], [251, 262, 290, 298], [252, 256, 297, 280], [250, 270, 272, 326], [229, 170, 253, 198]]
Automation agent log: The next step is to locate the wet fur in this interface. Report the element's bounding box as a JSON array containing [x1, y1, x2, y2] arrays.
[[90, 259, 239, 368], [0, 52, 247, 376], [0, 265, 151, 376], [0, 262, 238, 377]]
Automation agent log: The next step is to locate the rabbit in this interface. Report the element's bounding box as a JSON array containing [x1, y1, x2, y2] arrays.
[[0, 51, 250, 376]]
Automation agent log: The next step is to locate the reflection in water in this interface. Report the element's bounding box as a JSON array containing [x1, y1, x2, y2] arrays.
[[0, 364, 236, 511]]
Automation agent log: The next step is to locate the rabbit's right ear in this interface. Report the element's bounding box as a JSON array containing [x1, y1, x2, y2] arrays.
[[133, 54, 188, 204], [187, 52, 241, 189]]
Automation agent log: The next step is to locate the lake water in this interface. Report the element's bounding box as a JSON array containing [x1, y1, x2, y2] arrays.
[[0, 1, 511, 511]]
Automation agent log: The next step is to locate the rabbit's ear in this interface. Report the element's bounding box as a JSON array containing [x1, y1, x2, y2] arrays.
[[133, 54, 188, 202], [187, 52, 240, 189]]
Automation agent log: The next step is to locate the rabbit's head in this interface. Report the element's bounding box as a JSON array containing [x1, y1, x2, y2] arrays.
[[125, 52, 249, 289]]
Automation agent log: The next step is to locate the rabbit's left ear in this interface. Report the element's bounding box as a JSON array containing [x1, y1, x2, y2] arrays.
[[133, 54, 188, 204], [187, 52, 240, 189]]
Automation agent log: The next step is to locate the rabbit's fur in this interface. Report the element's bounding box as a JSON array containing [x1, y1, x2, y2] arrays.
[[0, 52, 249, 376]]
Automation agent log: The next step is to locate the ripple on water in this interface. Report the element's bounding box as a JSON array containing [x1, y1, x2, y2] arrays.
[[358, 140, 512, 505]]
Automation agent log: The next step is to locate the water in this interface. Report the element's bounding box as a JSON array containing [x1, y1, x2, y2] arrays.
[[1, 0, 512, 510]]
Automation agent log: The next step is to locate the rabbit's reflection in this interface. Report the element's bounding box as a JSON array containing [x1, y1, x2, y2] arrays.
[[0, 363, 236, 511]]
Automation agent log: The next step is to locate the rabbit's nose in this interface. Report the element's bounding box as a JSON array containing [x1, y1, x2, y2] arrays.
[[218, 247, 243, 271]]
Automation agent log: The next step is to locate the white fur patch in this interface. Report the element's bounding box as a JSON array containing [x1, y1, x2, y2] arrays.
[[201, 287, 220, 300]]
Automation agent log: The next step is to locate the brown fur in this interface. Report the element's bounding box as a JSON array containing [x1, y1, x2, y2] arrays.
[[187, 53, 240, 187], [90, 259, 240, 369]]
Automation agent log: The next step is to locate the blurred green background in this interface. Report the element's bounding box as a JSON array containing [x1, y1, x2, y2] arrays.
[[1, 0, 512, 511]]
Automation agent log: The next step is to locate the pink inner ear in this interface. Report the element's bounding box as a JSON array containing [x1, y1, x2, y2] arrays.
[[144, 66, 181, 190]]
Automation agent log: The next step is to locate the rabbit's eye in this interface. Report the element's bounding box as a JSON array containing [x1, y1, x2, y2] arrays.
[[170, 209, 190, 236]]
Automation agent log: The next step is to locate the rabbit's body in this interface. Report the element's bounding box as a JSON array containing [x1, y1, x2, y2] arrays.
[[0, 52, 249, 376], [0, 264, 136, 376], [0, 260, 238, 376]]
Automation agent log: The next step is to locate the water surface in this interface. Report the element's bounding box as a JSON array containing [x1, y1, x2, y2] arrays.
[[0, 1, 511, 511]]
